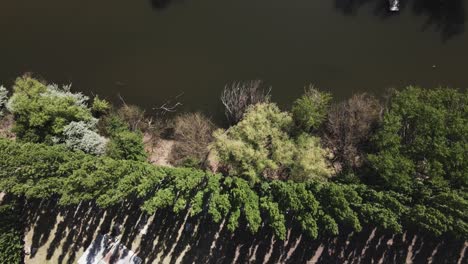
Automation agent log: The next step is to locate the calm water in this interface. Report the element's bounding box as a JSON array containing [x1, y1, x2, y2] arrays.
[[1, 0, 467, 119]]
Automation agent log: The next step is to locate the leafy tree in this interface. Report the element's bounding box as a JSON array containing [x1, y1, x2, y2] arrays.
[[368, 87, 467, 191], [211, 103, 332, 184], [6, 77, 94, 143], [107, 131, 147, 161], [292, 86, 332, 133]]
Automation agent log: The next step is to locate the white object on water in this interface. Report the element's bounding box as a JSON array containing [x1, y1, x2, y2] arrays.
[[389, 0, 399, 12]]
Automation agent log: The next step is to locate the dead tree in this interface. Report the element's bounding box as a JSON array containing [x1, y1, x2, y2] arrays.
[[220, 80, 271, 125], [324, 93, 383, 171]]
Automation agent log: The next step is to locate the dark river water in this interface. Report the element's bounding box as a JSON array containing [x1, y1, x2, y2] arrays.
[[1, 0, 467, 119]]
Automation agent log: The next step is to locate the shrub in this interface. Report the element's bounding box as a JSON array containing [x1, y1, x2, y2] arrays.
[[221, 80, 271, 125], [6, 76, 94, 143], [117, 104, 146, 131], [292, 86, 332, 133], [169, 112, 216, 166], [0, 86, 7, 117], [325, 93, 382, 170], [211, 103, 332, 184], [107, 130, 147, 161], [98, 114, 129, 137], [62, 121, 107, 155], [91, 95, 110, 117]]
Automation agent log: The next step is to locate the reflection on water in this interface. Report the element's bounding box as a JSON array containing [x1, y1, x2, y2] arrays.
[[334, 0, 465, 40], [0, 0, 466, 121]]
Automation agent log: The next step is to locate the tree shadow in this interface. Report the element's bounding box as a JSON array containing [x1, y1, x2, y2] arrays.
[[334, 0, 465, 40], [22, 200, 468, 264]]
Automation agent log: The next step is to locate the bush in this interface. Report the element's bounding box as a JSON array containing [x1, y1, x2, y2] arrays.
[[6, 76, 94, 143], [0, 86, 8, 117], [62, 121, 107, 155], [292, 86, 332, 133], [211, 103, 332, 184], [325, 93, 382, 170], [169, 112, 216, 166], [107, 130, 147, 161], [117, 104, 146, 131], [91, 95, 110, 117]]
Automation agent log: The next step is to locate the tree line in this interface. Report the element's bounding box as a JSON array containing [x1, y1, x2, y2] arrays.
[[0, 76, 466, 262]]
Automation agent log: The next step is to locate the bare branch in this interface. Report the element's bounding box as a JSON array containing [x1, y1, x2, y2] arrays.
[[220, 80, 271, 125]]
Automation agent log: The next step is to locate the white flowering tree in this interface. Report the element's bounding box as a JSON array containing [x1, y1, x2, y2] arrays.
[[62, 121, 107, 155]]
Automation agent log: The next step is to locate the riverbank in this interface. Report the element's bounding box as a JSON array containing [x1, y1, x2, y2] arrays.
[[0, 76, 467, 263]]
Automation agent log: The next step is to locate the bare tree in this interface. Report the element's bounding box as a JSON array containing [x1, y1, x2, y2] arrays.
[[325, 93, 383, 171], [221, 80, 271, 125], [169, 112, 217, 167]]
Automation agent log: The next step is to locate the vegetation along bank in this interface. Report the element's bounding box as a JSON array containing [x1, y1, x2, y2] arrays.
[[0, 76, 466, 263]]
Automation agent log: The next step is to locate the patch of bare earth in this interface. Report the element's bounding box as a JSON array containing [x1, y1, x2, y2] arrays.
[[143, 132, 175, 167]]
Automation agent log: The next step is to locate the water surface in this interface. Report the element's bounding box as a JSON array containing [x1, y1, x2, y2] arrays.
[[1, 0, 466, 119]]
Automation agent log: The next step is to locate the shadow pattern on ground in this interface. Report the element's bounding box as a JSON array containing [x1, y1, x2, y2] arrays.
[[24, 201, 467, 264]]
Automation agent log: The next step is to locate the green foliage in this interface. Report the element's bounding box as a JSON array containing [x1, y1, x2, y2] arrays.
[[314, 183, 362, 232], [0, 85, 8, 117], [369, 87, 467, 191], [91, 95, 110, 116], [107, 131, 147, 161], [1, 84, 468, 243], [367, 87, 468, 238], [260, 196, 286, 239], [7, 77, 94, 143], [0, 201, 22, 264], [229, 177, 262, 233], [292, 86, 332, 133], [212, 103, 332, 184], [62, 121, 107, 155]]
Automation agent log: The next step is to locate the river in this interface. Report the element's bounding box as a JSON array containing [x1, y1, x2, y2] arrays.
[[0, 0, 466, 120]]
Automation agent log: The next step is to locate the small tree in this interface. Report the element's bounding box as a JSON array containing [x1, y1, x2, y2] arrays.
[[211, 103, 332, 184], [221, 80, 271, 125], [7, 76, 94, 143], [169, 112, 216, 166], [107, 130, 147, 161], [292, 86, 332, 133], [325, 93, 382, 171]]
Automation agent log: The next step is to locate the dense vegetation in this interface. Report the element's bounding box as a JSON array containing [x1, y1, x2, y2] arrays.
[[0, 200, 22, 263], [0, 76, 466, 261]]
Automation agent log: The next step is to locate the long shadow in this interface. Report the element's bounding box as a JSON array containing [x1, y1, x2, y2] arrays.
[[29, 199, 60, 258], [334, 0, 465, 40], [23, 199, 468, 263]]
